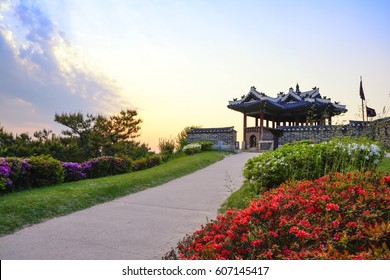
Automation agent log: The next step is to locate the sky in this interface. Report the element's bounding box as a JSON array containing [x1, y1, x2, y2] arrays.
[[1, 0, 389, 151]]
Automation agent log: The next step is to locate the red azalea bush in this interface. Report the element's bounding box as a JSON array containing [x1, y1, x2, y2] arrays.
[[170, 172, 389, 260]]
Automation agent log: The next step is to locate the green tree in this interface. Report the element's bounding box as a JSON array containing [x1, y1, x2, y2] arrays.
[[33, 129, 53, 143], [176, 125, 201, 151], [54, 112, 106, 158], [54, 109, 144, 159], [0, 125, 14, 155], [99, 109, 143, 156]]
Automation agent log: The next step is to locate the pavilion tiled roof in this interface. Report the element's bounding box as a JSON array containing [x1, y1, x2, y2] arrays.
[[228, 85, 347, 116]]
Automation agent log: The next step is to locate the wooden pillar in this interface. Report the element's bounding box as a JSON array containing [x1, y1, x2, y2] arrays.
[[255, 117, 259, 127], [329, 116, 332, 125], [260, 112, 264, 128]]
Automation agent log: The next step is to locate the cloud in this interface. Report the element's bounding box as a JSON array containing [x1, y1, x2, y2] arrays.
[[0, 0, 130, 134]]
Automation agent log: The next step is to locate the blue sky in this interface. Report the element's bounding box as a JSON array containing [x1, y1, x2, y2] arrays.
[[1, 0, 389, 150]]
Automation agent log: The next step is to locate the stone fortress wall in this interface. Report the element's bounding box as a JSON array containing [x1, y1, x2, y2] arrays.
[[187, 127, 238, 150], [278, 117, 390, 149]]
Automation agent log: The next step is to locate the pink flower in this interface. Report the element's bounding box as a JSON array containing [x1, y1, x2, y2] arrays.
[[334, 233, 341, 241]]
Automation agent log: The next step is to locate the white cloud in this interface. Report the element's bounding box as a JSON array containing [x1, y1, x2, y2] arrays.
[[0, 0, 131, 134]]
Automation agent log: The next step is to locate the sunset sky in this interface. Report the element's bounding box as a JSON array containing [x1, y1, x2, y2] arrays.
[[1, 0, 389, 151]]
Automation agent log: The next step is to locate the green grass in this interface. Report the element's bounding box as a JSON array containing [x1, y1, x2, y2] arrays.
[[219, 181, 257, 213], [378, 157, 390, 173], [220, 156, 390, 214], [0, 151, 227, 236]]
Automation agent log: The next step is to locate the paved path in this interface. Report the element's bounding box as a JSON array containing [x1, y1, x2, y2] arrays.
[[0, 152, 258, 260]]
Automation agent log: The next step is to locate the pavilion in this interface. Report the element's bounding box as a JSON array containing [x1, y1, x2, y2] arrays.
[[227, 84, 347, 150]]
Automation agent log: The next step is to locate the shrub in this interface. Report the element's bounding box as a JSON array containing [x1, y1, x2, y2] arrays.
[[158, 138, 176, 156], [183, 143, 202, 155], [168, 172, 390, 260], [132, 158, 148, 171], [147, 155, 161, 168], [27, 155, 64, 188], [62, 162, 86, 182], [0, 158, 12, 190], [132, 155, 162, 171], [244, 137, 384, 193], [196, 141, 214, 151], [4, 157, 32, 190], [83, 156, 132, 178]]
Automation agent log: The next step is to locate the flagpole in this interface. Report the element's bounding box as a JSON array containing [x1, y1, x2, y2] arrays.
[[360, 76, 365, 126]]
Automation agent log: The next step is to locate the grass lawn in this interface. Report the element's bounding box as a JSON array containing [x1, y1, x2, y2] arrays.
[[220, 155, 390, 213], [378, 156, 390, 173], [0, 151, 227, 236]]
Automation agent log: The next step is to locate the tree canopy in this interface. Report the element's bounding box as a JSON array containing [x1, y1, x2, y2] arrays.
[[0, 109, 149, 162]]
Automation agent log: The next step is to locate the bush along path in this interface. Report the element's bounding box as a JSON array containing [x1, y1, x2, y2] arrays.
[[0, 152, 258, 259], [169, 172, 390, 260], [166, 137, 390, 260]]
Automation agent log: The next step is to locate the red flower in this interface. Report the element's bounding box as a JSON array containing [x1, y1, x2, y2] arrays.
[[251, 239, 264, 246], [279, 218, 288, 226], [176, 171, 390, 260], [383, 176, 390, 184], [296, 230, 311, 238], [241, 233, 248, 242], [347, 222, 357, 229], [289, 226, 299, 234], [332, 220, 340, 228], [325, 203, 340, 211], [298, 219, 311, 228]]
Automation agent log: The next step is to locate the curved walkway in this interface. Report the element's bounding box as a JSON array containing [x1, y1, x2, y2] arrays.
[[0, 152, 258, 260]]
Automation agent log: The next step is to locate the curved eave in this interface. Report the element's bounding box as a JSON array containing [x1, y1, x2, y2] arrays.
[[228, 100, 347, 116]]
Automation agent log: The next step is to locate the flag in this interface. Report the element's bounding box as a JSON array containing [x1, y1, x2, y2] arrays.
[[359, 78, 365, 100], [366, 106, 376, 117]]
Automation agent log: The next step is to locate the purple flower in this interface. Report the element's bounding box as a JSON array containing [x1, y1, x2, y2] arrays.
[[61, 162, 86, 182]]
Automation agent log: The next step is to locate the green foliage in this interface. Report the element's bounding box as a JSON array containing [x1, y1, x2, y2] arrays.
[[244, 137, 385, 193], [132, 158, 148, 171], [378, 157, 390, 173], [0, 110, 148, 163], [169, 172, 390, 260], [176, 125, 201, 151], [0, 151, 225, 236], [83, 156, 132, 178], [27, 155, 64, 188], [158, 138, 176, 156], [196, 141, 214, 151], [183, 143, 202, 155], [132, 155, 162, 171], [219, 181, 257, 213]]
